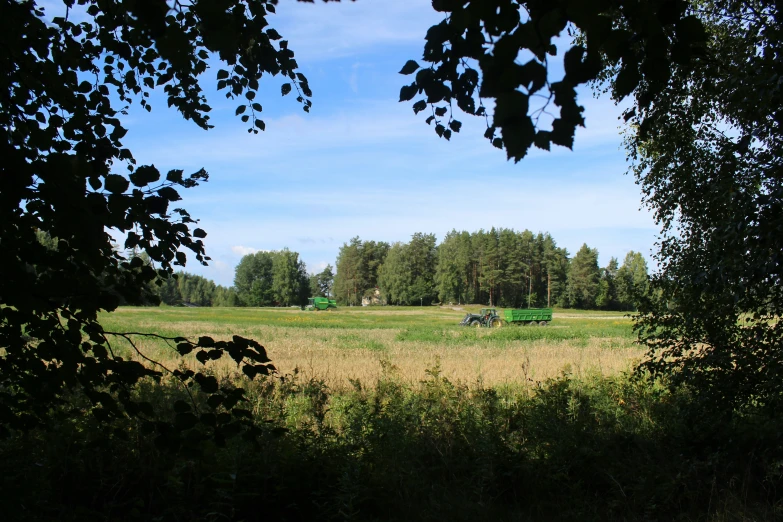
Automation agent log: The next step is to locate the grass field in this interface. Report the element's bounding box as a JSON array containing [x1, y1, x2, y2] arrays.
[[7, 306, 779, 522], [101, 305, 644, 388]]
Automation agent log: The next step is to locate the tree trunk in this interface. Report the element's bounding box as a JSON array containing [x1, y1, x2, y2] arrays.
[[547, 272, 551, 308]]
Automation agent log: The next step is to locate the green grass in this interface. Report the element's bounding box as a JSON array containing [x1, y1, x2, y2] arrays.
[[395, 319, 634, 345], [98, 306, 642, 386], [101, 305, 637, 349], [104, 305, 461, 331], [101, 305, 635, 336]]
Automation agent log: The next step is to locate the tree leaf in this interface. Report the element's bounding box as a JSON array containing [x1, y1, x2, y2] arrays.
[[195, 374, 219, 394], [399, 83, 417, 102], [105, 174, 129, 194], [130, 165, 160, 187], [198, 336, 215, 347], [399, 60, 420, 75]]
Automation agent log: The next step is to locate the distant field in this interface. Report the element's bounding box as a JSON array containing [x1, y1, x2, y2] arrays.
[[100, 305, 644, 389]]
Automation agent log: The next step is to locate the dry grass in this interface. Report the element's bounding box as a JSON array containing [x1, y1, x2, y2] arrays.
[[102, 306, 644, 389], [228, 327, 642, 387]]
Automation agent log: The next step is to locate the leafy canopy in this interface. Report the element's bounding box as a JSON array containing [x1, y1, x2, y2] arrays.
[[399, 0, 708, 161], [629, 0, 783, 413], [0, 0, 318, 443]]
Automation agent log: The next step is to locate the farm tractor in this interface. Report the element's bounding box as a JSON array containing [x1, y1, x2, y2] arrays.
[[458, 307, 553, 327], [306, 297, 337, 311], [459, 308, 503, 328]]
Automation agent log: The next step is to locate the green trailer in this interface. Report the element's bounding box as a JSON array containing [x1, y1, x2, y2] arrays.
[[502, 308, 553, 326], [306, 297, 337, 311]]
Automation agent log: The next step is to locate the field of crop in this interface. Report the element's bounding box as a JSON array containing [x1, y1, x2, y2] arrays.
[[8, 306, 778, 522], [101, 305, 643, 388]]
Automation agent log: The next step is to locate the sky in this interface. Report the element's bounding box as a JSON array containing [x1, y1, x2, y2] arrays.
[[113, 0, 659, 287]]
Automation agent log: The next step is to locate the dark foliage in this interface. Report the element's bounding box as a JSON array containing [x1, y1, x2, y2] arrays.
[[0, 0, 313, 439], [627, 0, 783, 414], [401, 0, 707, 162], [2, 372, 780, 521]]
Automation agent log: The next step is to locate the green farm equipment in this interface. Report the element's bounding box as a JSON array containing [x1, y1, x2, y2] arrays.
[[306, 297, 337, 311], [503, 308, 553, 326], [459, 308, 503, 328], [459, 307, 553, 327]]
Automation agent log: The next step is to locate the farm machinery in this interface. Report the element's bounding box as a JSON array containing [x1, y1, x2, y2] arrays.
[[459, 308, 553, 327], [502, 308, 552, 326], [306, 297, 337, 311], [459, 308, 503, 328]]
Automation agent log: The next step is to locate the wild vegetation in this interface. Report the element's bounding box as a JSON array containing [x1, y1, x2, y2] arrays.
[[4, 306, 782, 521], [99, 306, 642, 388], [3, 0, 783, 520], [2, 300, 773, 520]]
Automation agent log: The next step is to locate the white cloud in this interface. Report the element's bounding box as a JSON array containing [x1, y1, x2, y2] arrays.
[[195, 170, 655, 248], [126, 88, 629, 178], [272, 0, 444, 62], [231, 245, 260, 256], [132, 88, 651, 290], [348, 62, 365, 94]]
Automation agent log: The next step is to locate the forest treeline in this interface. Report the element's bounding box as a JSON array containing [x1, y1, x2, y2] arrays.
[[154, 229, 648, 311], [336, 230, 648, 309], [154, 249, 307, 308]]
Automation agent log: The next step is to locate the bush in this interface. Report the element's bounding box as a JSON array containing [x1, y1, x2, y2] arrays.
[[1, 370, 781, 521]]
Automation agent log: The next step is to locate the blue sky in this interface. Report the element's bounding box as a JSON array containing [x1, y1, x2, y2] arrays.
[[114, 0, 658, 287]]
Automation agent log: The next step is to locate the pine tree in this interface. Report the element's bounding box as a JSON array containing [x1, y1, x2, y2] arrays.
[[565, 244, 601, 309]]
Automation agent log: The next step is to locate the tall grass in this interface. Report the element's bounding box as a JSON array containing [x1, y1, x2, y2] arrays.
[[2, 368, 780, 521], [99, 307, 643, 388]]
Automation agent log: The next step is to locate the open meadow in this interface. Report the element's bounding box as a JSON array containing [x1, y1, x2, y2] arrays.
[[101, 305, 643, 388], [3, 306, 777, 522]]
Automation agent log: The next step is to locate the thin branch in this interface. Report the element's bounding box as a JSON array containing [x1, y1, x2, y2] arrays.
[[103, 330, 201, 413]]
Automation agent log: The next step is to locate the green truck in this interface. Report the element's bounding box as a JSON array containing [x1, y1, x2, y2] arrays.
[[306, 297, 337, 311]]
